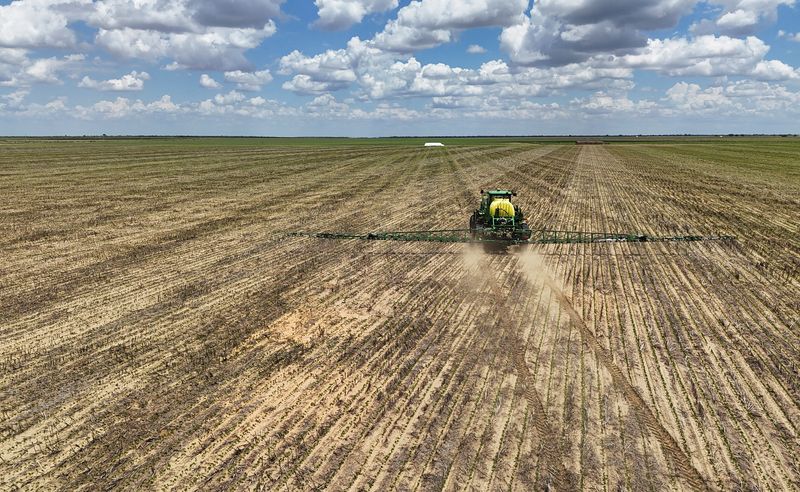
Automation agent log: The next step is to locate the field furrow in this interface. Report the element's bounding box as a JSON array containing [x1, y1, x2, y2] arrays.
[[1, 138, 797, 490]]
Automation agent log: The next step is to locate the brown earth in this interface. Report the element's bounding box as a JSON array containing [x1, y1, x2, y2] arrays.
[[0, 138, 798, 490]]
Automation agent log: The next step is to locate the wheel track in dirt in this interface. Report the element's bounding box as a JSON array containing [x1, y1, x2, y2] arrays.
[[580, 146, 732, 486], [595, 158, 732, 485], [477, 255, 576, 490], [533, 147, 669, 487], [521, 257, 709, 491], [343, 270, 495, 491], [509, 147, 711, 490], [593, 144, 798, 489]]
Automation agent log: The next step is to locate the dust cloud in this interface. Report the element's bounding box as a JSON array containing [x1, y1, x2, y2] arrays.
[[461, 244, 487, 293], [513, 246, 556, 291], [462, 244, 483, 272], [514, 247, 582, 324]]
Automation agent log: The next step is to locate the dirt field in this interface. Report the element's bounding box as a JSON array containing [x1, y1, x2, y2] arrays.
[[1, 137, 798, 490]]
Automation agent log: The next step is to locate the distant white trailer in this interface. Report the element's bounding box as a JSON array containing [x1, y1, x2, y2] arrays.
[[424, 142, 445, 147]]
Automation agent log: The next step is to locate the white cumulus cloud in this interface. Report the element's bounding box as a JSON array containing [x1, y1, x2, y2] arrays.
[[73, 94, 181, 119], [20, 54, 85, 85], [282, 74, 346, 95], [84, 0, 283, 71], [223, 69, 272, 91], [214, 90, 246, 105], [313, 0, 398, 30], [373, 0, 528, 52], [693, 0, 794, 35], [1, 89, 29, 110], [79, 70, 151, 91], [777, 30, 800, 42], [200, 73, 221, 88], [501, 0, 698, 66], [0, 0, 83, 49], [609, 35, 798, 80], [278, 38, 635, 101], [95, 24, 277, 71], [662, 79, 800, 116]]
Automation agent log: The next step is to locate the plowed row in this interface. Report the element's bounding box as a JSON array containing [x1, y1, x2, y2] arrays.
[[1, 138, 798, 490]]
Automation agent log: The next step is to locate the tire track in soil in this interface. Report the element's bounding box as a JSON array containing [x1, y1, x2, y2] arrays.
[[587, 148, 711, 472], [343, 261, 494, 489], [515, 252, 709, 491], [480, 259, 576, 491], [510, 341, 576, 490], [592, 144, 797, 488]]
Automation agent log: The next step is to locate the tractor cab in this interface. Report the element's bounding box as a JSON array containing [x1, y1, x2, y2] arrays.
[[480, 190, 514, 208]]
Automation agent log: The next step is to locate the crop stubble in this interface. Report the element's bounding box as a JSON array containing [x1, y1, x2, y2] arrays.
[[0, 138, 798, 490]]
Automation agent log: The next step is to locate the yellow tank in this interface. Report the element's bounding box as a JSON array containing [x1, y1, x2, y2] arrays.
[[489, 198, 515, 218]]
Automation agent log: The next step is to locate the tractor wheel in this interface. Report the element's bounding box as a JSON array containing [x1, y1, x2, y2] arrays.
[[469, 214, 477, 238]]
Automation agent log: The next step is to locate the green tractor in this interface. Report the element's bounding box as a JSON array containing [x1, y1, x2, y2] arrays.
[[469, 190, 532, 242]]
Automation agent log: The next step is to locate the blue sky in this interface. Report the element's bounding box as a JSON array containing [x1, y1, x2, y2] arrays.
[[1, 0, 799, 135]]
